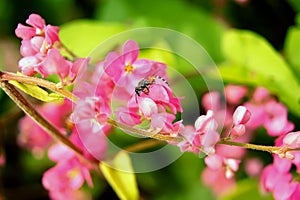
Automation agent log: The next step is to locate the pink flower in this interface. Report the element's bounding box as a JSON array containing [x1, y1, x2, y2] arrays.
[[104, 40, 153, 94], [42, 159, 92, 200], [202, 91, 221, 111], [38, 48, 71, 80], [244, 158, 263, 177], [177, 125, 199, 153], [15, 13, 59, 45], [178, 110, 220, 154], [115, 106, 142, 126], [205, 154, 240, 179], [138, 97, 158, 118], [225, 85, 247, 105], [260, 155, 298, 200], [253, 86, 270, 102], [264, 101, 294, 136], [72, 96, 111, 133], [244, 88, 294, 136], [202, 166, 236, 196], [70, 57, 90, 82], [194, 110, 218, 132], [243, 102, 266, 129], [140, 79, 183, 114], [150, 113, 182, 137]]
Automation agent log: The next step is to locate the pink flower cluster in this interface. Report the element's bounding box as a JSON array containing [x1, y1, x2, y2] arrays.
[[15, 14, 300, 200], [15, 14, 89, 84], [18, 99, 108, 199], [200, 85, 300, 199], [102, 40, 183, 137]]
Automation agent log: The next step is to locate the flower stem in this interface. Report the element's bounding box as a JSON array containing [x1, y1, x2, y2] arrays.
[[59, 42, 78, 60], [0, 71, 79, 102], [124, 139, 165, 152], [106, 118, 184, 143], [0, 81, 98, 169], [218, 139, 281, 153]]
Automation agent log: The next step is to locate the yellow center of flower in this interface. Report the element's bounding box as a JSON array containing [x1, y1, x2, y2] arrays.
[[68, 168, 80, 179], [125, 63, 134, 74]]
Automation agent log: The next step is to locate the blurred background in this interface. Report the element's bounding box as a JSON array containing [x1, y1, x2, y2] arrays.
[[0, 0, 299, 199]]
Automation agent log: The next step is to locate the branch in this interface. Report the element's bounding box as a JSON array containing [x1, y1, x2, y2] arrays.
[[0, 81, 98, 169], [0, 71, 79, 102]]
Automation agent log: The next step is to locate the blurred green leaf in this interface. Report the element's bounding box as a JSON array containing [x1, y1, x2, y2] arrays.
[[221, 179, 272, 200], [284, 27, 300, 78], [9, 80, 64, 102], [95, 0, 225, 63], [288, 0, 300, 12], [296, 13, 300, 26], [59, 20, 126, 57], [220, 29, 300, 116], [99, 151, 139, 200]]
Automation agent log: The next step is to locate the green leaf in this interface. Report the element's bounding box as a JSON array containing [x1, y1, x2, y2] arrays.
[[9, 80, 64, 102], [221, 29, 300, 116], [99, 151, 139, 200], [95, 0, 225, 62], [59, 20, 126, 58], [284, 27, 300, 78]]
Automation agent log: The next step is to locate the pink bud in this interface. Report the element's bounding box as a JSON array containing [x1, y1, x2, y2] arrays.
[[231, 124, 246, 137], [232, 106, 251, 125], [283, 131, 300, 148]]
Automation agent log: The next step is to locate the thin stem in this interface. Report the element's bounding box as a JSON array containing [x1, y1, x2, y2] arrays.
[[106, 118, 184, 143], [60, 42, 78, 59], [0, 81, 98, 170], [218, 139, 281, 153], [0, 71, 79, 102], [124, 139, 165, 152]]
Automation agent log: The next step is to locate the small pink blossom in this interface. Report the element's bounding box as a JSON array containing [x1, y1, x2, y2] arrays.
[[115, 106, 142, 126], [205, 154, 223, 170], [178, 110, 220, 154], [244, 158, 263, 177], [253, 86, 270, 102], [72, 96, 111, 133], [42, 160, 92, 199], [202, 165, 236, 196], [202, 91, 220, 111], [104, 40, 153, 93], [205, 154, 240, 179], [232, 106, 251, 126], [38, 48, 71, 80], [264, 101, 294, 136], [70, 57, 90, 82], [194, 110, 218, 133], [225, 85, 247, 105]]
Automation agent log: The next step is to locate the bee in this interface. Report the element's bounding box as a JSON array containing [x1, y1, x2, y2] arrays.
[[135, 75, 168, 96]]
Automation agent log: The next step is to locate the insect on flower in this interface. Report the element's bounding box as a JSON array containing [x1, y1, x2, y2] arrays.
[[135, 75, 168, 96]]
